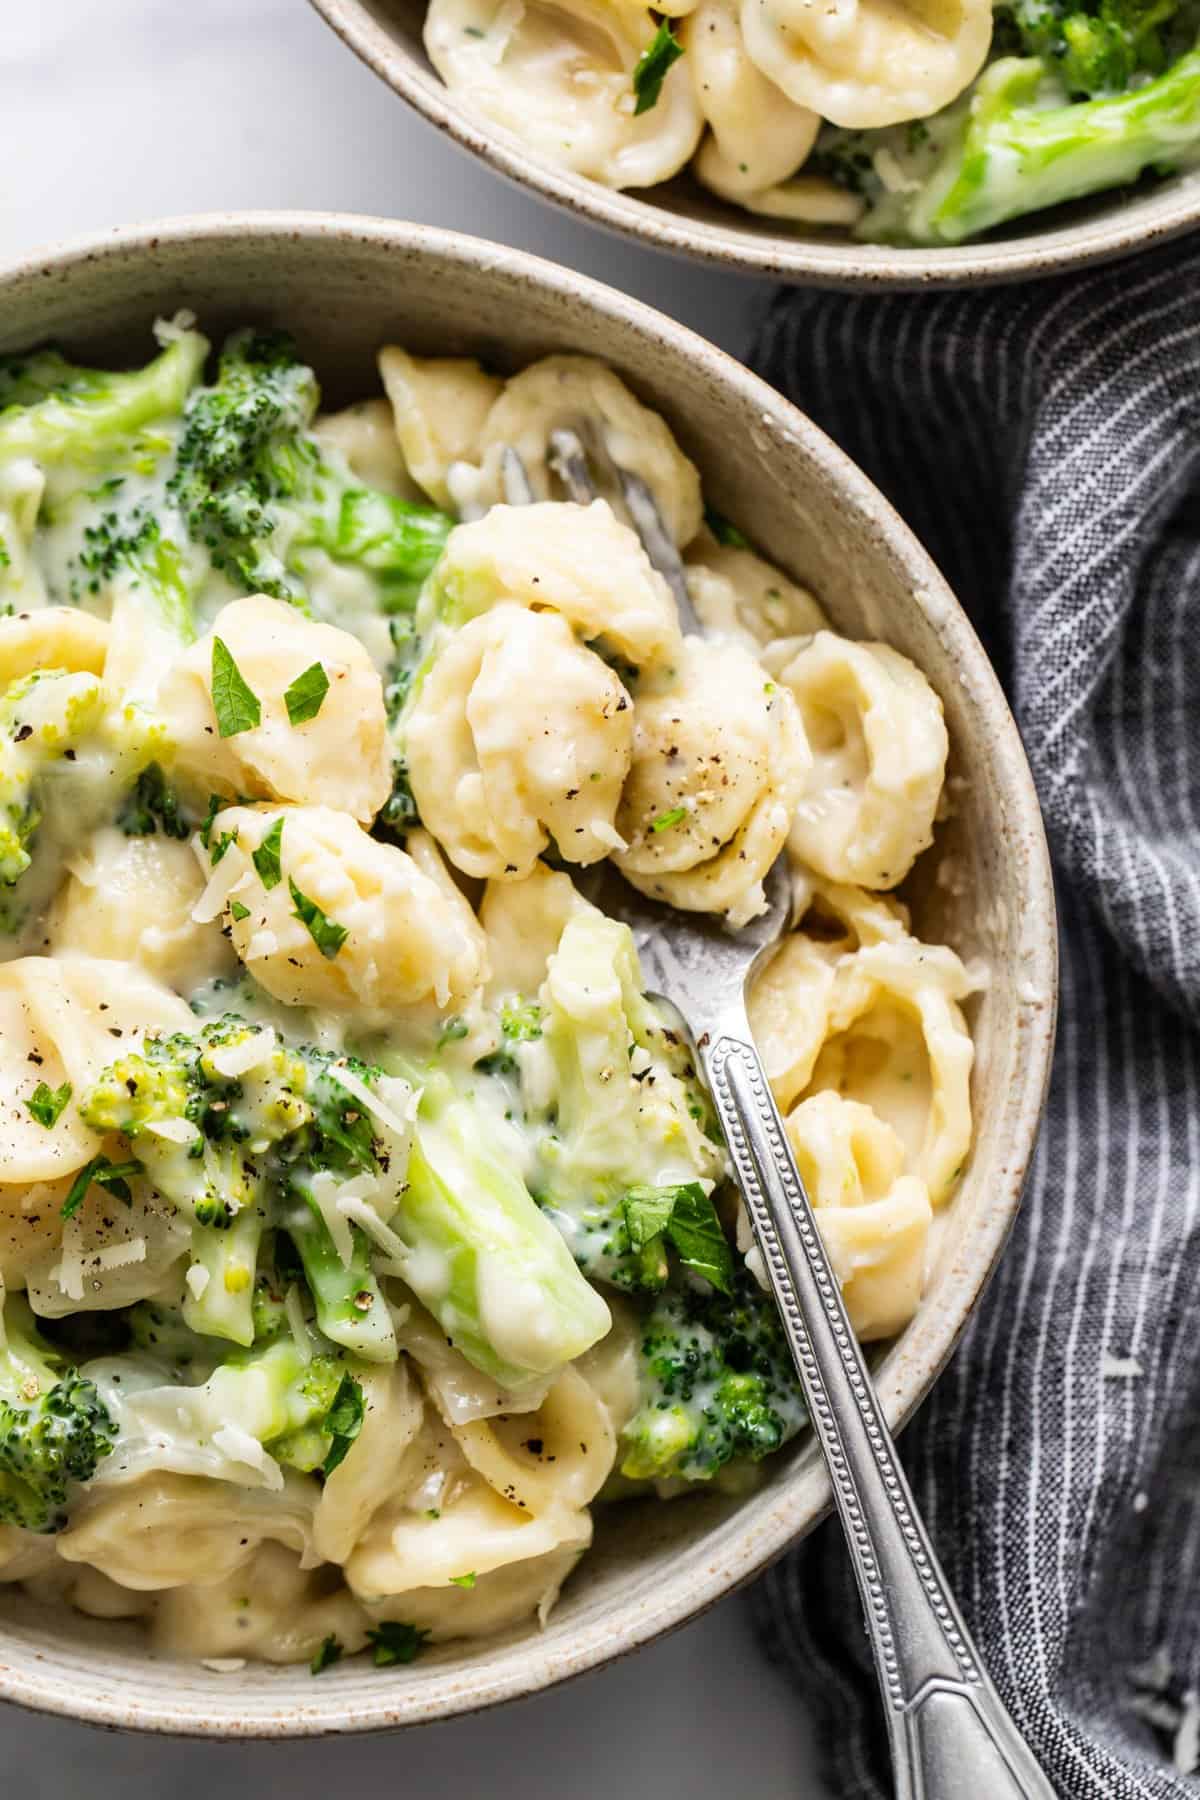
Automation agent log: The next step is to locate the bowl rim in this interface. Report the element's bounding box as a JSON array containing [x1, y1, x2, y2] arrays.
[[308, 0, 1200, 288], [0, 211, 1058, 1736]]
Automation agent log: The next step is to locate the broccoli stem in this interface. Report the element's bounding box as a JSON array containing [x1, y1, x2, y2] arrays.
[[184, 1204, 267, 1348], [0, 329, 208, 469], [392, 1067, 612, 1391], [912, 50, 1200, 243], [285, 1200, 396, 1364]]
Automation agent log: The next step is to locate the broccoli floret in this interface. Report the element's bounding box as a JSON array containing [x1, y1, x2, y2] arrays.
[[0, 325, 207, 613], [117, 762, 191, 839], [167, 328, 452, 618], [620, 1272, 807, 1483], [0, 1295, 116, 1532], [524, 911, 727, 1293], [999, 0, 1183, 92], [384, 1059, 612, 1391], [77, 1016, 395, 1356], [0, 669, 101, 882]]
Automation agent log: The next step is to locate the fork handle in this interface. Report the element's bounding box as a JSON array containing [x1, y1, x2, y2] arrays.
[[702, 1028, 1054, 1800]]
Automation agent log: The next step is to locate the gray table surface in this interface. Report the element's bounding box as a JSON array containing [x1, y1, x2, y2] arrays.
[[1, 5, 830, 1792]]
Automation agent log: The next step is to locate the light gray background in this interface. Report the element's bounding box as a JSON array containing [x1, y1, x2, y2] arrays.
[[0, 3, 830, 1795]]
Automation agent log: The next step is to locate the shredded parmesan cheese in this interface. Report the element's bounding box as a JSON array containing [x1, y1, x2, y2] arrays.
[[329, 1064, 413, 1138], [147, 1116, 201, 1146], [208, 1028, 277, 1079], [54, 1211, 86, 1301], [191, 857, 251, 924], [308, 1171, 358, 1269], [211, 1425, 284, 1492], [95, 1238, 146, 1271], [335, 1192, 411, 1265], [185, 1264, 211, 1301], [201, 1658, 247, 1674]]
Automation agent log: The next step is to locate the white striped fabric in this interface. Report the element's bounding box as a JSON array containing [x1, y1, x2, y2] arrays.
[[751, 238, 1200, 1798]]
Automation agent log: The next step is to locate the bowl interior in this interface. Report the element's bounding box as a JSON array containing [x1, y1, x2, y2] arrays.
[[0, 216, 1055, 1735], [313, 0, 1200, 286]]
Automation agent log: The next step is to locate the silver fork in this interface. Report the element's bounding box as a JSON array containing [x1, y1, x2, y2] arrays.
[[491, 435, 1054, 1800]]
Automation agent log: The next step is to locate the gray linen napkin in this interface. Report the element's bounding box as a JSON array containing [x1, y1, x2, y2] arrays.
[[749, 235, 1200, 1798]]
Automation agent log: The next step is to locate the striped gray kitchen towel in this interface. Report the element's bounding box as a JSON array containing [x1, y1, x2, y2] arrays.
[[750, 235, 1200, 1798]]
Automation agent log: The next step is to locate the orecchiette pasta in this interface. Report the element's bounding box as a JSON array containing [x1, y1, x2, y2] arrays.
[[776, 630, 949, 890], [378, 348, 503, 510], [47, 826, 235, 993], [56, 1471, 318, 1590], [686, 534, 828, 651], [149, 1543, 371, 1664], [164, 595, 393, 824], [430, 498, 682, 672], [614, 636, 809, 924], [479, 863, 592, 1000], [783, 1091, 932, 1338], [200, 805, 486, 1016], [456, 357, 704, 551], [313, 1361, 426, 1566], [738, 0, 991, 127], [684, 0, 848, 219], [363, 1540, 588, 1643], [425, 0, 703, 191], [0, 606, 110, 685], [406, 603, 633, 880], [312, 398, 426, 504]]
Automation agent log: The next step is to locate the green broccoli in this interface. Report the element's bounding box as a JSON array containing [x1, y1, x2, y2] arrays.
[[523, 910, 727, 1293], [813, 41, 1200, 244], [0, 1295, 117, 1532], [619, 1272, 807, 1483], [77, 1016, 395, 1357], [167, 328, 452, 619], [385, 1060, 612, 1392], [0, 325, 207, 611]]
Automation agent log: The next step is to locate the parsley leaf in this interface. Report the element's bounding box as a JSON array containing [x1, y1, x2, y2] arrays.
[[61, 1155, 144, 1218], [650, 805, 688, 833], [211, 636, 262, 738], [322, 1372, 366, 1476], [252, 816, 284, 889], [25, 1080, 72, 1130], [449, 1572, 477, 1589], [198, 792, 225, 850], [310, 1634, 343, 1675], [284, 661, 330, 726], [622, 1181, 733, 1294], [289, 877, 348, 960], [632, 20, 683, 114], [210, 828, 238, 867], [366, 1621, 431, 1667], [230, 900, 251, 923]]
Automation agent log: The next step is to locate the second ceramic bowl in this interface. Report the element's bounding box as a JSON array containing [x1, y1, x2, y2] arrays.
[[311, 0, 1200, 286]]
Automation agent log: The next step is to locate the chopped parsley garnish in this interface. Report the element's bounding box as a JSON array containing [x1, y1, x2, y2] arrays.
[[252, 816, 284, 889], [289, 877, 349, 959], [366, 1621, 432, 1667], [650, 805, 688, 833], [623, 1182, 733, 1293], [229, 900, 251, 923], [284, 661, 330, 726], [322, 1372, 366, 1476], [61, 1155, 144, 1218], [210, 828, 239, 867], [211, 636, 261, 738], [310, 1634, 343, 1675], [449, 1572, 477, 1589], [632, 19, 683, 114], [25, 1080, 72, 1129]]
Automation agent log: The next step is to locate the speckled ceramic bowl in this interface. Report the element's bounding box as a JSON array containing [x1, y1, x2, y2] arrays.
[[0, 214, 1055, 1735], [310, 0, 1200, 286]]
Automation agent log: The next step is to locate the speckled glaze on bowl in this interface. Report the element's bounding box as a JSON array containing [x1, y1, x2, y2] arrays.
[[310, 0, 1200, 287], [0, 213, 1055, 1737]]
